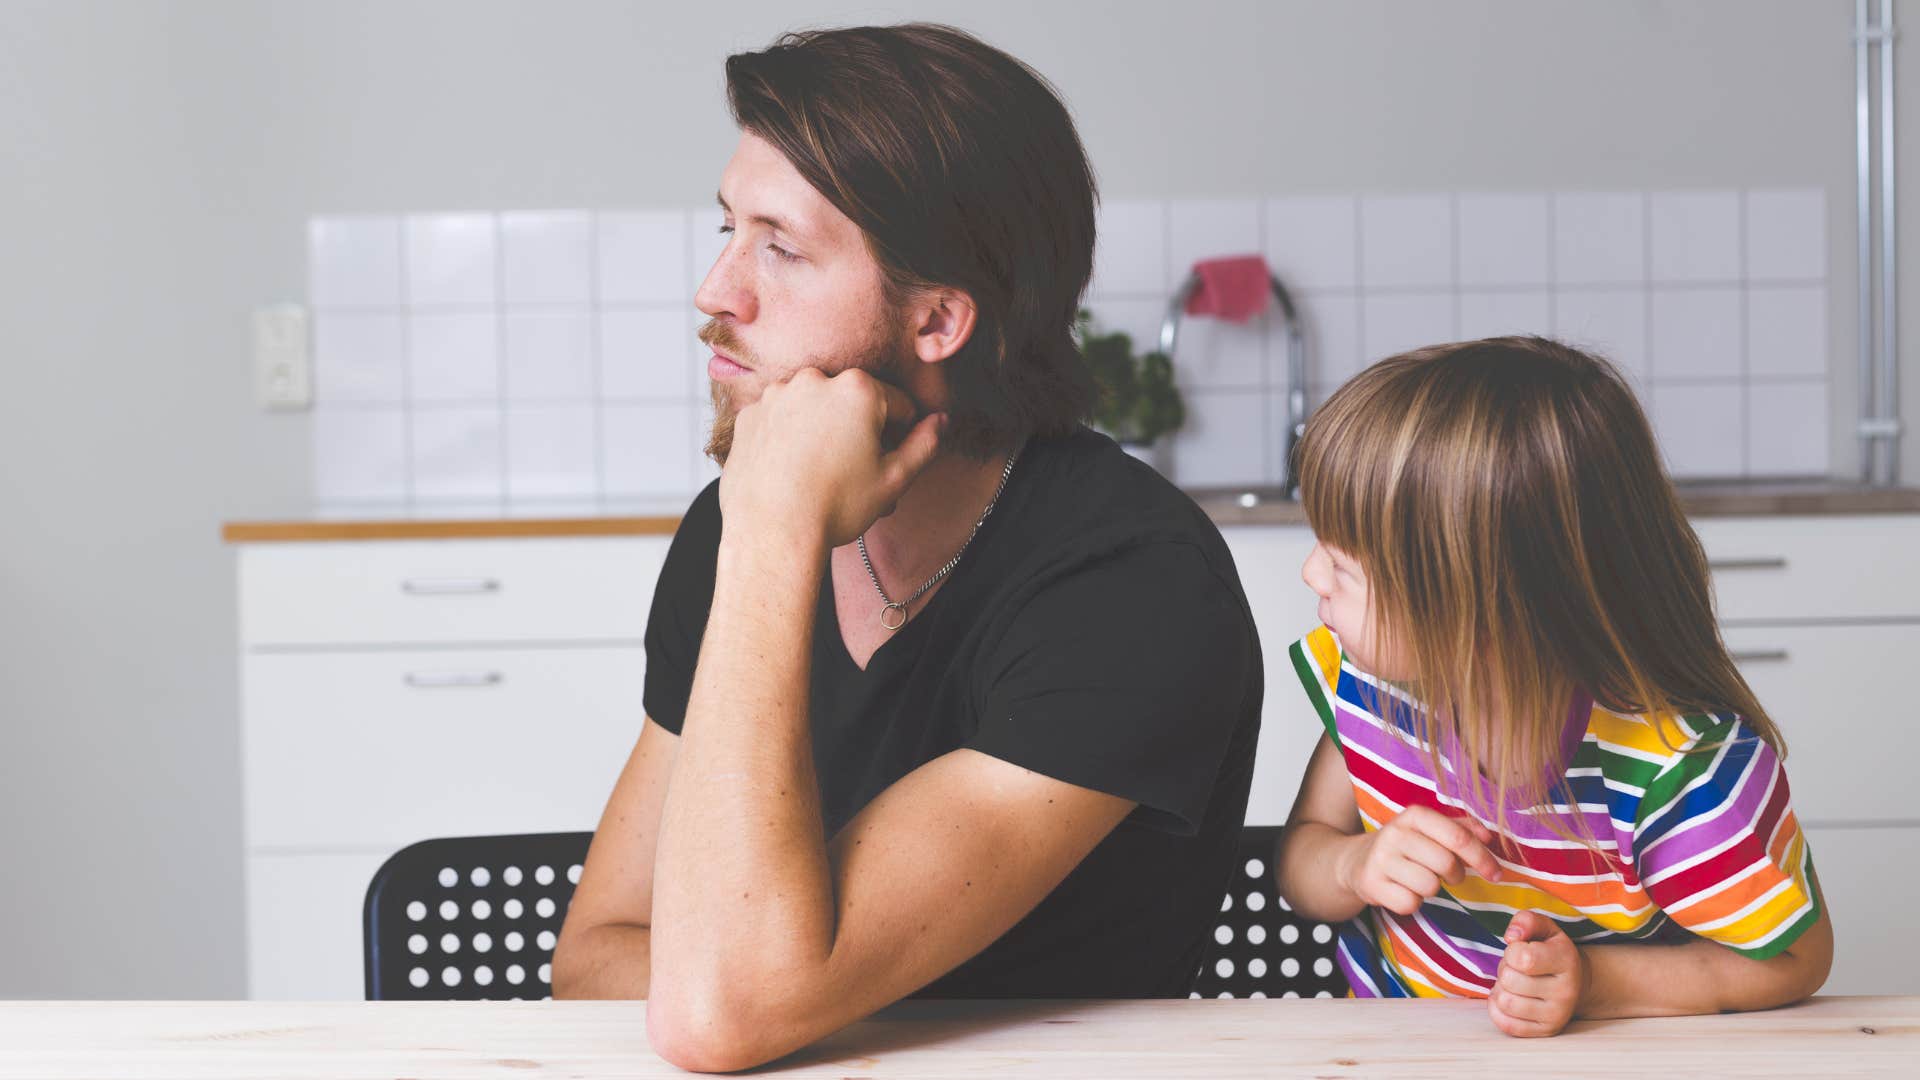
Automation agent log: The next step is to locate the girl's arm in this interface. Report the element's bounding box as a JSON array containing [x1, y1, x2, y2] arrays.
[[1277, 733, 1500, 923], [1491, 891, 1833, 1037], [1582, 899, 1833, 1017], [1275, 734, 1370, 922]]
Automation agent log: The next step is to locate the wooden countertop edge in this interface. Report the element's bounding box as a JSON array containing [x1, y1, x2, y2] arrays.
[[221, 516, 684, 543], [223, 488, 1920, 543]]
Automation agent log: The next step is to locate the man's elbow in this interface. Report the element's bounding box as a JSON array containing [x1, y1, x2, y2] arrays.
[[549, 937, 588, 1000], [646, 989, 793, 1074]]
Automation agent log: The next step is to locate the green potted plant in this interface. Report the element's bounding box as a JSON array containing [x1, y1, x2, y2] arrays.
[[1076, 308, 1185, 470]]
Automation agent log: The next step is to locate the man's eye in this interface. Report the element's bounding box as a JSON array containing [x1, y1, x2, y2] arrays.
[[767, 244, 800, 263], [717, 224, 734, 235]]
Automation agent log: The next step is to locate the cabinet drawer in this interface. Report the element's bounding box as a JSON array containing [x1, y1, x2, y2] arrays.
[[242, 646, 645, 849], [1722, 623, 1919, 823], [1800, 826, 1920, 995], [1224, 526, 1324, 826], [238, 537, 669, 647], [246, 851, 390, 1000], [1694, 515, 1920, 622]]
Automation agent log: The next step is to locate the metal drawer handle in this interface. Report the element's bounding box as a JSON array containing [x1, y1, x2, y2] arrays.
[[1708, 557, 1788, 572], [1730, 649, 1790, 664], [403, 671, 504, 689], [400, 577, 501, 596]]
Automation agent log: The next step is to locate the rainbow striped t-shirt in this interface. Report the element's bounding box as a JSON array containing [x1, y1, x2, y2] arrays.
[[1287, 625, 1822, 999]]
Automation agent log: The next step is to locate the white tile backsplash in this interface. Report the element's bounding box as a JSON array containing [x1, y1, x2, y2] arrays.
[[1091, 199, 1169, 298], [410, 407, 505, 500], [1457, 289, 1551, 342], [1746, 380, 1830, 476], [1265, 196, 1358, 291], [600, 308, 698, 400], [1084, 298, 1168, 359], [1552, 192, 1646, 286], [313, 408, 408, 501], [1361, 291, 1455, 362], [597, 210, 692, 304], [408, 312, 501, 402], [1745, 188, 1827, 282], [503, 310, 594, 401], [1746, 285, 1829, 379], [1552, 288, 1650, 385], [309, 217, 402, 308], [1170, 314, 1267, 390], [1649, 287, 1743, 380], [506, 403, 598, 499], [1360, 194, 1454, 290], [1652, 382, 1745, 478], [602, 402, 696, 497], [1649, 190, 1742, 283], [1169, 390, 1267, 488], [312, 312, 405, 404], [501, 211, 592, 306], [1167, 199, 1264, 289], [1456, 193, 1550, 288], [1293, 292, 1362, 388], [310, 188, 1833, 506], [405, 214, 497, 306], [690, 208, 729, 296]]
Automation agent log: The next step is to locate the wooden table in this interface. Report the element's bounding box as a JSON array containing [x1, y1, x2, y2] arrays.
[[0, 997, 1912, 1078]]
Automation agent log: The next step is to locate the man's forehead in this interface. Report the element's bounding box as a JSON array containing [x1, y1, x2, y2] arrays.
[[716, 133, 847, 244]]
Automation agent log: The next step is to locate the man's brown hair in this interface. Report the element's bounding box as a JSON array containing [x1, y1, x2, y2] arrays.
[[725, 23, 1099, 458]]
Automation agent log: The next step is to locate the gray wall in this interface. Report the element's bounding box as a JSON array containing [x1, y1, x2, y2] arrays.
[[0, 0, 1892, 998]]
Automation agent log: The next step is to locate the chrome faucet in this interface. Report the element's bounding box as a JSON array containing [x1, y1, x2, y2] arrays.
[[1158, 269, 1308, 500]]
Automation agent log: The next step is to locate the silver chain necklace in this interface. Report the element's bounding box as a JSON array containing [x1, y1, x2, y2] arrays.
[[856, 447, 1019, 632]]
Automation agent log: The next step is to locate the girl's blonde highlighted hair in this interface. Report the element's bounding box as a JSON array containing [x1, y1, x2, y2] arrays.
[[1297, 336, 1780, 825]]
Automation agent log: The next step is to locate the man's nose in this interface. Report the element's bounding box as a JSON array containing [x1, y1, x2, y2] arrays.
[[695, 242, 755, 323]]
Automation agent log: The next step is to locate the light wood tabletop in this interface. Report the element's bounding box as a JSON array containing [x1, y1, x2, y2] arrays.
[[0, 997, 1912, 1078]]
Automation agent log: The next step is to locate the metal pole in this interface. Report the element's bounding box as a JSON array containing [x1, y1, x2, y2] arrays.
[[1880, 0, 1901, 485]]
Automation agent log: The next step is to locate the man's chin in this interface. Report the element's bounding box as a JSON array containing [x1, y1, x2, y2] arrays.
[[703, 382, 736, 467]]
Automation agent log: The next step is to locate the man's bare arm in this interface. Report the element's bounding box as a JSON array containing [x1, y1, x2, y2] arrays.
[[551, 715, 679, 1000]]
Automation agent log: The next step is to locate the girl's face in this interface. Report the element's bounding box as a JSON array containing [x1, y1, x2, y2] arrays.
[[1301, 541, 1407, 679]]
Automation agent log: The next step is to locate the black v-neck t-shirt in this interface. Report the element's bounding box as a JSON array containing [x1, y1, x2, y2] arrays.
[[642, 426, 1263, 998]]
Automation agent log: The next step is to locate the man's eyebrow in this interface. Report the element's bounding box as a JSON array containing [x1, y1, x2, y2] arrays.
[[716, 192, 805, 239]]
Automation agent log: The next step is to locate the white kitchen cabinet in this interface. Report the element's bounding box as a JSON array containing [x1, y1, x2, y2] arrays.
[[1221, 526, 1322, 827], [244, 646, 646, 850], [1801, 825, 1919, 995], [245, 851, 391, 1001], [1722, 623, 1920, 824], [235, 534, 670, 1000], [1693, 515, 1920, 623]]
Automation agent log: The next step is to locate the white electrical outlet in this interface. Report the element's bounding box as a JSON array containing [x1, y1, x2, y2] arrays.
[[254, 303, 313, 410]]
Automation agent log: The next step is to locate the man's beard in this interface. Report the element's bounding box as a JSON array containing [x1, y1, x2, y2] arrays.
[[699, 317, 916, 466]]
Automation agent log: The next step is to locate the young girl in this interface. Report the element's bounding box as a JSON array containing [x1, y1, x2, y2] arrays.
[[1274, 336, 1832, 1037]]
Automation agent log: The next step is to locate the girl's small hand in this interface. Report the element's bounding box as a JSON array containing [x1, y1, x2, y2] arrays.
[[1334, 804, 1503, 916], [1490, 910, 1587, 1037]]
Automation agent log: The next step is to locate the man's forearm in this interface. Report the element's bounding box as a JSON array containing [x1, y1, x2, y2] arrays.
[[649, 527, 837, 1012], [551, 924, 652, 1000]]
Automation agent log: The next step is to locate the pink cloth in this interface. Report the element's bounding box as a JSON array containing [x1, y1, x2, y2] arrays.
[[1183, 255, 1271, 323]]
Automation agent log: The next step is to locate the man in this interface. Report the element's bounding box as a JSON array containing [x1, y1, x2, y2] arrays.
[[553, 23, 1262, 1072]]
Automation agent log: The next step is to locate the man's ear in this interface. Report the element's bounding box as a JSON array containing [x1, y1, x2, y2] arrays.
[[908, 288, 978, 365]]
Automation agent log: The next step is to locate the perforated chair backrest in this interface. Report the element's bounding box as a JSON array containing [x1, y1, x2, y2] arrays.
[[364, 826, 1346, 1001], [1191, 825, 1348, 999], [363, 831, 592, 1000]]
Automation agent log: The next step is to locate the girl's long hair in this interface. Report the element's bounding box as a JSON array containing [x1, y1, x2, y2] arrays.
[[1296, 336, 1780, 826]]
